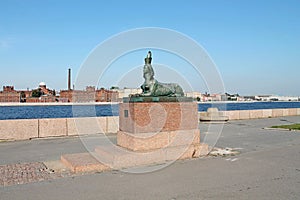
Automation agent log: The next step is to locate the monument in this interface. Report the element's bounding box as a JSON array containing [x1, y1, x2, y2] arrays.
[[61, 51, 208, 172], [115, 51, 207, 165], [140, 51, 184, 97]]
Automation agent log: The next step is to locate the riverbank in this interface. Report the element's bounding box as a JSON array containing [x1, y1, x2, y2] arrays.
[[0, 102, 119, 106], [0, 108, 299, 141]]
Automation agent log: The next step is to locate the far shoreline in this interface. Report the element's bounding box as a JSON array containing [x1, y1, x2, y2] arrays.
[[0, 102, 119, 106]]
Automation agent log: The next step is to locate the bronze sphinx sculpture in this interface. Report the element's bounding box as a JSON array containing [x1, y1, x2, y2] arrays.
[[140, 51, 184, 97]]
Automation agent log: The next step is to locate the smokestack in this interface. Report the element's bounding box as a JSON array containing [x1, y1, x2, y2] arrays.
[[68, 68, 71, 90]]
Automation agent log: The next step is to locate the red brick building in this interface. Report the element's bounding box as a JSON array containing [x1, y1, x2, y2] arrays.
[[95, 88, 118, 102], [19, 90, 32, 102], [0, 83, 118, 103], [26, 96, 56, 103], [25, 82, 57, 103], [60, 87, 118, 102], [0, 83, 57, 103], [38, 82, 55, 96], [0, 86, 20, 102]]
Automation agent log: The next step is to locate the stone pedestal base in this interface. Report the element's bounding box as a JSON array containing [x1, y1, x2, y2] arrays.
[[60, 143, 208, 173], [117, 129, 200, 151], [60, 100, 209, 173], [61, 153, 110, 173], [94, 143, 208, 169]]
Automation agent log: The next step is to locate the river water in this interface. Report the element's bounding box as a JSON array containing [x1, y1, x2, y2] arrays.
[[0, 101, 300, 120]]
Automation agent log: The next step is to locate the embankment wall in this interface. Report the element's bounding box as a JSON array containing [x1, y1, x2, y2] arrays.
[[0, 116, 119, 141], [0, 108, 299, 141], [198, 108, 300, 121]]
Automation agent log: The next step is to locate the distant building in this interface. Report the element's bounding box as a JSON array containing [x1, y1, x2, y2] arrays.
[[95, 88, 118, 102], [201, 93, 222, 102], [19, 90, 32, 102], [26, 82, 57, 103], [113, 88, 142, 100], [255, 95, 299, 101], [26, 96, 56, 103], [60, 88, 94, 103], [0, 86, 20, 102], [255, 95, 272, 101], [60, 86, 118, 102], [222, 93, 245, 101], [3, 86, 15, 92], [243, 96, 256, 101], [185, 91, 202, 101]]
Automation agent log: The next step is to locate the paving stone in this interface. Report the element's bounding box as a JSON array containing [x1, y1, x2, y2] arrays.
[[0, 162, 61, 186]]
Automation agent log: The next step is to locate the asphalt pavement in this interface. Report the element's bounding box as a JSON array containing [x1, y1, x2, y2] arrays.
[[0, 116, 299, 200]]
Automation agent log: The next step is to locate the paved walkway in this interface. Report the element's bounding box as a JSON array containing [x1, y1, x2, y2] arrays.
[[0, 162, 59, 186], [0, 116, 299, 200]]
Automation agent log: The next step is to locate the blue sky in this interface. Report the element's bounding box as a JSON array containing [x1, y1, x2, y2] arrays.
[[0, 0, 299, 96]]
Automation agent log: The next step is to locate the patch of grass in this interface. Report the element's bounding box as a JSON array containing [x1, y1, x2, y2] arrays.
[[271, 124, 300, 130]]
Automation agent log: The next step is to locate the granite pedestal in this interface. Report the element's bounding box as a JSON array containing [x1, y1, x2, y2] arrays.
[[61, 98, 208, 172], [94, 99, 208, 169]]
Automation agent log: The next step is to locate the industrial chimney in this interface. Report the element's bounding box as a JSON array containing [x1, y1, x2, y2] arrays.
[[68, 68, 71, 90]]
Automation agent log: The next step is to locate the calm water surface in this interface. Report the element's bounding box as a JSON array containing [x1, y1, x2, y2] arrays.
[[0, 101, 300, 120]]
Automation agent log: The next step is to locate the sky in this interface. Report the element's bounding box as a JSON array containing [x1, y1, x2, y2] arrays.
[[0, 0, 299, 96]]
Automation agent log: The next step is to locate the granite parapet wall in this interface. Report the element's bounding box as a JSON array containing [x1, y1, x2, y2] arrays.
[[0, 116, 119, 141], [199, 108, 300, 121], [1, 108, 299, 141], [0, 119, 38, 140]]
